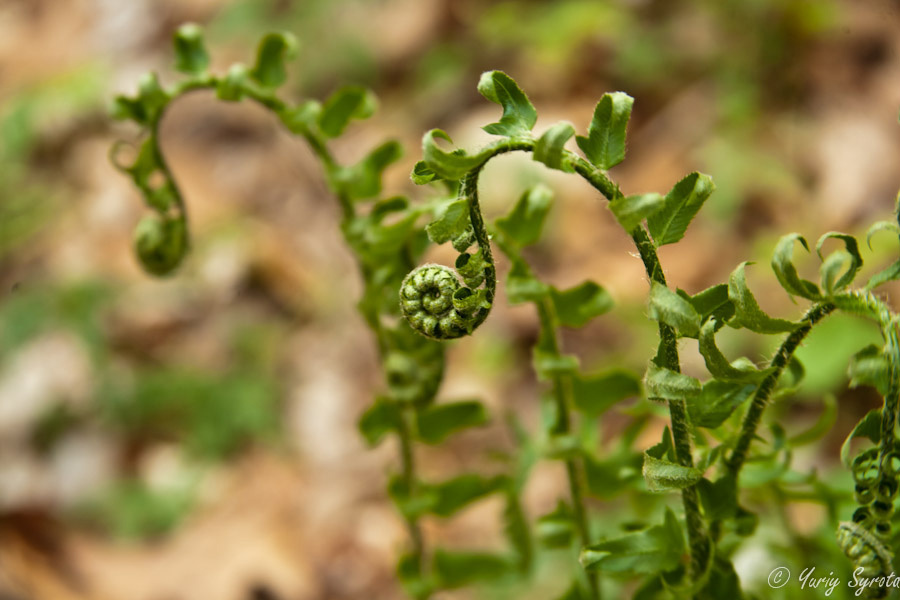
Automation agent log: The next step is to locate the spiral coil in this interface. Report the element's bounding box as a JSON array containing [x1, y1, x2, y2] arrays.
[[400, 264, 490, 340]]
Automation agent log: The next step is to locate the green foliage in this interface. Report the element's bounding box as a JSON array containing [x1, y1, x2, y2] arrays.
[[495, 185, 554, 246], [608, 193, 664, 233], [646, 172, 715, 247], [771, 233, 820, 300], [534, 122, 576, 172], [550, 281, 614, 328], [576, 92, 634, 170], [728, 262, 798, 333], [416, 400, 489, 444], [318, 86, 376, 138], [642, 454, 702, 492], [580, 509, 685, 575], [110, 30, 900, 600], [648, 282, 701, 338], [172, 24, 210, 75], [477, 70, 537, 137]]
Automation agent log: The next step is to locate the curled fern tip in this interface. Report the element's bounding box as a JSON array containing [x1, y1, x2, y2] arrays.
[[400, 264, 486, 340]]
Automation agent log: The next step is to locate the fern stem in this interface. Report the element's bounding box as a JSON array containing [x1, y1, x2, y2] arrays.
[[726, 302, 835, 477], [536, 298, 601, 600]]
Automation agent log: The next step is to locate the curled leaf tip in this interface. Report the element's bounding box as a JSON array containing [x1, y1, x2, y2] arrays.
[[133, 215, 188, 276], [399, 264, 489, 340]]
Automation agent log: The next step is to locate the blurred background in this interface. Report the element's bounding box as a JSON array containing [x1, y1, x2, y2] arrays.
[[1, 0, 899, 598]]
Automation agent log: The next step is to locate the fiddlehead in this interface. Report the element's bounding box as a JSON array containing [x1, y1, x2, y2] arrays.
[[111, 25, 302, 275], [132, 213, 188, 276]]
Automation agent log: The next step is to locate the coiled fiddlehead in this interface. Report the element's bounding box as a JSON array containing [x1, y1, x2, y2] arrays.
[[112, 24, 309, 276], [400, 166, 497, 340], [132, 214, 188, 276]]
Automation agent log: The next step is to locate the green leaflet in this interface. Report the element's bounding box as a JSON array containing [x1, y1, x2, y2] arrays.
[[686, 380, 756, 428], [677, 283, 734, 324], [728, 262, 799, 333], [495, 185, 554, 247], [584, 451, 644, 499], [172, 24, 209, 76], [507, 258, 549, 304], [840, 409, 882, 466], [411, 160, 441, 185], [789, 395, 837, 446], [771, 233, 820, 300], [820, 251, 854, 297], [416, 400, 489, 444], [249, 32, 298, 89], [433, 549, 514, 588], [537, 501, 576, 548], [421, 129, 493, 180], [119, 74, 166, 122], [572, 369, 642, 416], [318, 86, 377, 138], [580, 508, 685, 575], [534, 122, 576, 172], [278, 100, 320, 135], [358, 397, 401, 447], [867, 260, 900, 291], [216, 63, 249, 101], [698, 319, 766, 382], [648, 281, 701, 338], [646, 172, 715, 247], [697, 475, 738, 521], [848, 344, 890, 395], [643, 362, 701, 401], [396, 553, 431, 599], [550, 280, 614, 327], [429, 474, 508, 517], [425, 198, 470, 245], [608, 193, 664, 233], [333, 140, 403, 200], [816, 232, 862, 295], [477, 70, 537, 136], [866, 219, 900, 249], [642, 454, 702, 492], [576, 92, 634, 170]]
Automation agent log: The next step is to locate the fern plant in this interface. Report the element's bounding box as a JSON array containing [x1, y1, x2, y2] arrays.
[[112, 24, 900, 600], [402, 71, 900, 599], [111, 25, 530, 600]]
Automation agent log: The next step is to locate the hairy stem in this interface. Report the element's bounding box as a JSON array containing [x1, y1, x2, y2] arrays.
[[726, 302, 835, 477], [574, 163, 710, 579]]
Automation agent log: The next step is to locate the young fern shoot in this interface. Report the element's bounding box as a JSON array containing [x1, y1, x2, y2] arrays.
[[403, 70, 720, 594], [113, 25, 536, 600]]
